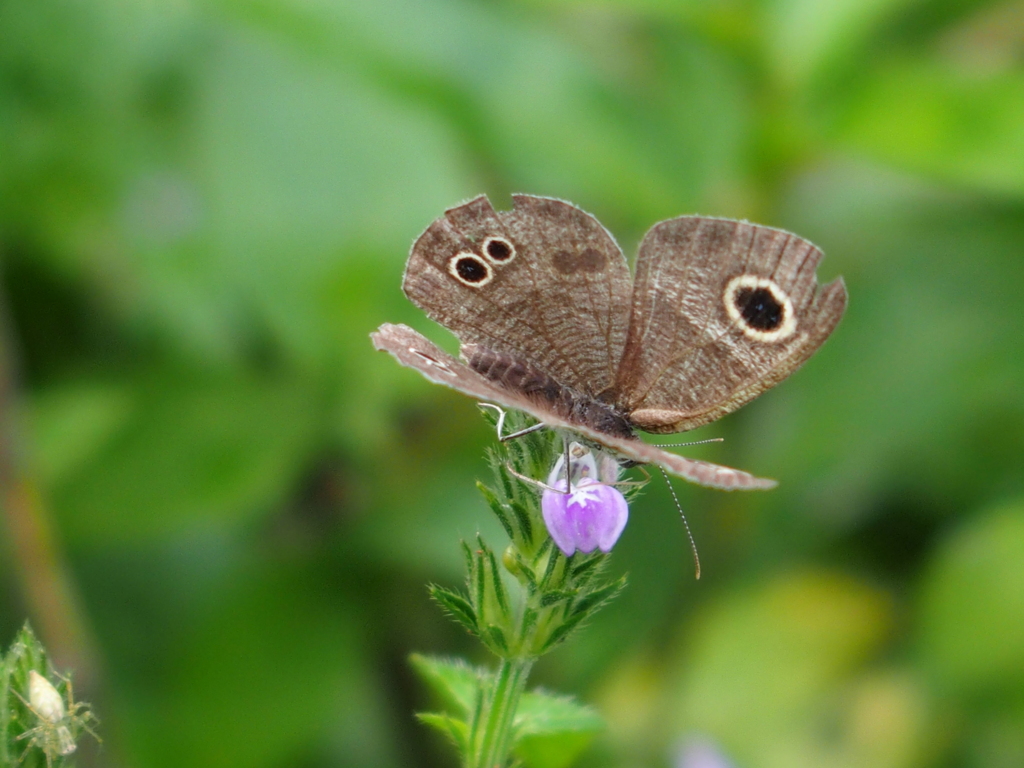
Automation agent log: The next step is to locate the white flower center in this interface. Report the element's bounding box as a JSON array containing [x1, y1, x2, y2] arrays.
[[567, 484, 602, 509]]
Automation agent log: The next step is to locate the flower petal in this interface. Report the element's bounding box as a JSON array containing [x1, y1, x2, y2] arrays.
[[542, 479, 629, 556]]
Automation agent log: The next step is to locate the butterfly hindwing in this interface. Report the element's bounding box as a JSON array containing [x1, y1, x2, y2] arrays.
[[615, 216, 847, 433]]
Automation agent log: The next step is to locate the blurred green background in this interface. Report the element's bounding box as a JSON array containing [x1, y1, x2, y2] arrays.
[[1, 0, 1023, 766]]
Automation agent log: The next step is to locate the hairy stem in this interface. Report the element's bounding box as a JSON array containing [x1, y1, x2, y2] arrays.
[[471, 657, 533, 768]]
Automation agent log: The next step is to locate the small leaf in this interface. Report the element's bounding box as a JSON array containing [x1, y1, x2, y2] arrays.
[[484, 543, 511, 616], [540, 547, 563, 589], [409, 655, 486, 716], [516, 688, 603, 736], [509, 500, 534, 544], [520, 607, 538, 637], [570, 575, 627, 619], [428, 585, 479, 635], [461, 540, 475, 581], [468, 682, 485, 745], [538, 613, 587, 653], [540, 590, 575, 607], [416, 712, 469, 753], [473, 548, 486, 615], [534, 537, 552, 561], [511, 552, 538, 590], [516, 731, 596, 768], [496, 460, 516, 502], [478, 482, 515, 541], [485, 625, 511, 655], [569, 553, 604, 582], [513, 689, 603, 768]]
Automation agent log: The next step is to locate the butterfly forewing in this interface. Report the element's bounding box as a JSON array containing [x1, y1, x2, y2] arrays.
[[402, 195, 632, 396]]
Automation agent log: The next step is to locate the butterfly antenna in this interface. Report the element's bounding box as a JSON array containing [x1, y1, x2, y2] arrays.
[[657, 437, 725, 449], [657, 466, 701, 580]]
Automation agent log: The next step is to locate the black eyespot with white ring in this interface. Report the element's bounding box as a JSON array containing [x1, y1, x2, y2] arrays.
[[448, 253, 493, 287], [723, 275, 797, 342], [482, 236, 515, 264]]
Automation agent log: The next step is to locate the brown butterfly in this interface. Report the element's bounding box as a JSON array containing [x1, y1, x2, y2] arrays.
[[372, 195, 846, 490]]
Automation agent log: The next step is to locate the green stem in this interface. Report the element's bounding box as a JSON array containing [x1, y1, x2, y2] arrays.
[[471, 657, 534, 768]]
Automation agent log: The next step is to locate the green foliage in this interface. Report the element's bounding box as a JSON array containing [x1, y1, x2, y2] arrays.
[[919, 500, 1024, 695], [411, 655, 602, 768], [2, 0, 1024, 765]]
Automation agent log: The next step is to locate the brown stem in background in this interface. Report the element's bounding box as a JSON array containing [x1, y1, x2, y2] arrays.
[[0, 277, 100, 690]]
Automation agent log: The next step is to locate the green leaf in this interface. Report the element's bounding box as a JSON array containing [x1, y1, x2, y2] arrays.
[[477, 482, 515, 541], [534, 537, 552, 562], [516, 688, 603, 735], [509, 551, 538, 591], [472, 547, 486, 617], [570, 575, 627, 619], [496, 459, 517, 503], [428, 585, 479, 635], [520, 607, 539, 638], [509, 500, 534, 545], [540, 547, 563, 590], [410, 657, 601, 768], [462, 540, 476, 582], [568, 553, 604, 582], [484, 543, 512, 617], [485, 625, 511, 656], [515, 731, 596, 768], [513, 689, 603, 768], [416, 712, 469, 753], [540, 590, 575, 607], [538, 613, 588, 654], [408, 655, 481, 715]]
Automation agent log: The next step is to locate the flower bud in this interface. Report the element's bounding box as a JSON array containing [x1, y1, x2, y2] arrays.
[[502, 545, 520, 575]]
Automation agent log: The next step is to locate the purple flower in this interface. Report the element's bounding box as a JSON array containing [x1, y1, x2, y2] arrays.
[[542, 478, 628, 556]]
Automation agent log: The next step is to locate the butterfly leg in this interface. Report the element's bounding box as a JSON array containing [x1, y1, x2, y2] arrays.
[[502, 464, 565, 494], [562, 437, 572, 494], [503, 422, 547, 442], [478, 403, 548, 442], [606, 465, 651, 490]]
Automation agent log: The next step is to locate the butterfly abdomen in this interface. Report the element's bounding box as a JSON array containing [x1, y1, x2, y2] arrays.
[[463, 344, 634, 439]]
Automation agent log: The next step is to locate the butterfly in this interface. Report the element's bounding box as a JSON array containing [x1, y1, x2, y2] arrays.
[[372, 195, 846, 490]]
